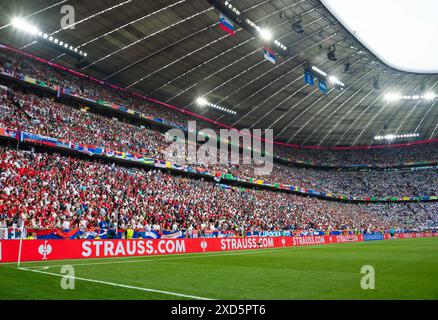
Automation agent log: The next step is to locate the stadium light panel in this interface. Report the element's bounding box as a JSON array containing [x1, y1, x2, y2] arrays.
[[312, 66, 327, 77], [328, 75, 344, 87], [321, 0, 438, 73], [196, 96, 236, 114], [10, 17, 87, 58], [424, 92, 436, 100], [384, 93, 401, 101], [11, 17, 39, 35], [374, 133, 419, 140], [196, 97, 208, 106], [385, 92, 436, 101]]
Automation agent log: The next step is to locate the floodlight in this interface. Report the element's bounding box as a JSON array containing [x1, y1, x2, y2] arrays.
[[312, 66, 327, 77], [11, 17, 40, 35], [259, 28, 272, 41], [424, 92, 436, 100], [196, 97, 208, 106], [328, 76, 339, 84], [384, 93, 401, 101]]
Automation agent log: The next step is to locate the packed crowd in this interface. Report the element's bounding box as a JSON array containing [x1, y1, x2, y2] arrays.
[[0, 86, 437, 197], [233, 164, 438, 197], [274, 143, 438, 166], [1, 147, 436, 235], [0, 88, 169, 158], [0, 49, 437, 235], [1, 48, 438, 167]]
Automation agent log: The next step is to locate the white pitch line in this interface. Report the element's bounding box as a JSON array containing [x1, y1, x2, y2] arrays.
[[20, 246, 300, 268], [18, 267, 213, 300], [8, 241, 373, 269]]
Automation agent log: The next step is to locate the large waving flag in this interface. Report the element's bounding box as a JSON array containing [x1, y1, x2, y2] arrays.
[[219, 13, 235, 35], [263, 47, 276, 64]]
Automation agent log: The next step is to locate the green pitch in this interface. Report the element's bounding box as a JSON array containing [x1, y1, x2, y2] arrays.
[[1, 238, 437, 300]]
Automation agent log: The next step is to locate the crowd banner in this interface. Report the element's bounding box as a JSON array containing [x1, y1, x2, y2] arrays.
[[1, 233, 436, 263]]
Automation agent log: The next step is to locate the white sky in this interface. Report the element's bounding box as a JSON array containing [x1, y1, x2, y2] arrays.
[[321, 0, 438, 73]]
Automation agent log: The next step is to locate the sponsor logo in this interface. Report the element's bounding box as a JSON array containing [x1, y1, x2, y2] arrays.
[[364, 234, 384, 241], [220, 238, 274, 251], [200, 239, 208, 252], [292, 236, 325, 246], [336, 235, 359, 243], [38, 240, 52, 260], [81, 239, 186, 257]]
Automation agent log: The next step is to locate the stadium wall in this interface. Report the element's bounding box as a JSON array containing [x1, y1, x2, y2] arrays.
[[0, 233, 436, 263]]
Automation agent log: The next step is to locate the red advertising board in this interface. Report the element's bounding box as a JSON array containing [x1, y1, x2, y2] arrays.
[[0, 233, 434, 263]]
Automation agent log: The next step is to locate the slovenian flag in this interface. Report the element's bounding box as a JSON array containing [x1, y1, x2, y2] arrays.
[[263, 47, 276, 64], [219, 13, 235, 35]]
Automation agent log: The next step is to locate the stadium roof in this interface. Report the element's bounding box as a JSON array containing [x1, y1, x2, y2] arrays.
[[0, 0, 437, 147]]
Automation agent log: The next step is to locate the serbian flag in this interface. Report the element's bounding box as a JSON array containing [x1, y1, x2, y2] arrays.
[[219, 13, 235, 35], [263, 47, 276, 64]]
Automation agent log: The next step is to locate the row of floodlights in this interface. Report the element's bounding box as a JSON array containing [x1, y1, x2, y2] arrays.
[[11, 17, 87, 57], [196, 97, 236, 115], [224, 1, 287, 51], [374, 133, 419, 140], [312, 65, 345, 87], [220, 2, 286, 51], [224, 1, 240, 15], [245, 19, 287, 50], [384, 92, 436, 102]]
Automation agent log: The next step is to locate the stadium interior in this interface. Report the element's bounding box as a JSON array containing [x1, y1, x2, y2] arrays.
[[0, 0, 437, 303]]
